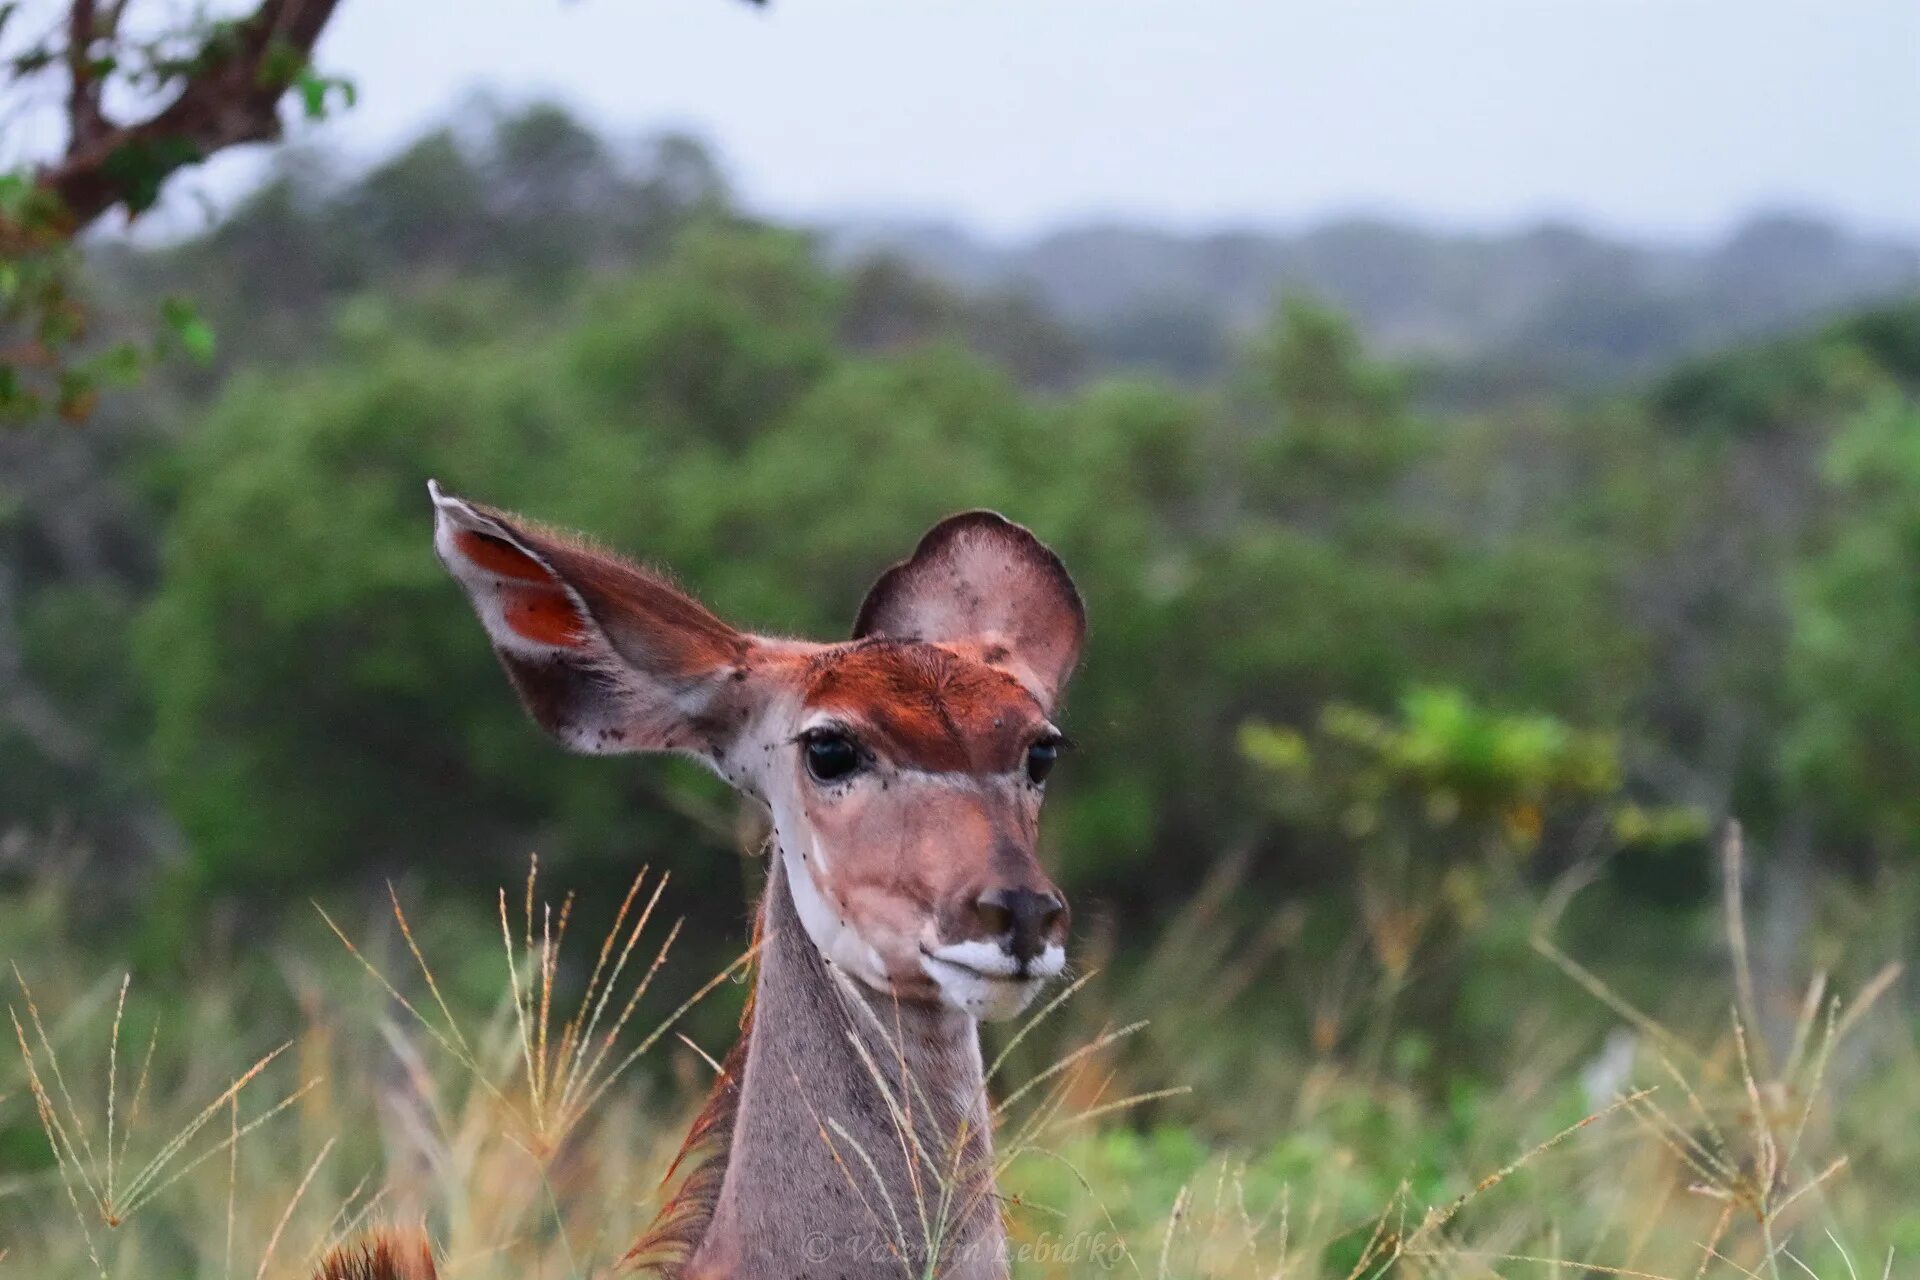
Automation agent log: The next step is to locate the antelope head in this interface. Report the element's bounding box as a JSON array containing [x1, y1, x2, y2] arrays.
[[431, 485, 1084, 1021]]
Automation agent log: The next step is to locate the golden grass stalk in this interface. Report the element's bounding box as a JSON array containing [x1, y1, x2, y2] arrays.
[[254, 1136, 337, 1280], [8, 964, 315, 1244], [324, 857, 749, 1166]]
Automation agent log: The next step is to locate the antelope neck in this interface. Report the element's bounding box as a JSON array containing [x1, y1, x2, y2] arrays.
[[684, 854, 1008, 1279]]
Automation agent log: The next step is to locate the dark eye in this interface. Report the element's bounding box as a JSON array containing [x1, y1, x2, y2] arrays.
[[1026, 736, 1063, 784], [804, 731, 862, 783]]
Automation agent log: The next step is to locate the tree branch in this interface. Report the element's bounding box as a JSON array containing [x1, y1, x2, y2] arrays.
[[36, 0, 345, 235], [65, 0, 112, 153]]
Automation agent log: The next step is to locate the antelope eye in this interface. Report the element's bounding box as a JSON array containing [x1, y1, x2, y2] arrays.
[[803, 731, 862, 783], [1026, 736, 1062, 784]]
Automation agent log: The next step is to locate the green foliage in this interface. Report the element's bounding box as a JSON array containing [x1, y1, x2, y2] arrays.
[[0, 177, 95, 421], [3, 113, 1920, 1184], [3, 115, 1919, 1272], [128, 232, 1647, 932], [158, 296, 216, 363], [293, 66, 359, 121], [1239, 689, 1698, 1001], [1, 3, 355, 425], [1242, 688, 1624, 852], [1238, 297, 1428, 500], [1653, 303, 1920, 437], [1788, 396, 1920, 846]]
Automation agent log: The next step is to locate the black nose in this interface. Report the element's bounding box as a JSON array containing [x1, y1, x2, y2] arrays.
[[973, 887, 1066, 963]]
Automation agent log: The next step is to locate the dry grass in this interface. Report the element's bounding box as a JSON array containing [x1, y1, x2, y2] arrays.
[[1, 831, 1908, 1279], [990, 827, 1906, 1280]]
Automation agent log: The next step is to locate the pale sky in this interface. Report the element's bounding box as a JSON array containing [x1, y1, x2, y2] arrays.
[[190, 0, 1920, 242]]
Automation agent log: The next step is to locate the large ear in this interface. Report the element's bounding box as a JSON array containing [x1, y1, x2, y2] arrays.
[[430, 481, 761, 759], [854, 511, 1085, 707]]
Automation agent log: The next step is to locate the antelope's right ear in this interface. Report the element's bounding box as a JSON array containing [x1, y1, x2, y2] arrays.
[[430, 481, 765, 759]]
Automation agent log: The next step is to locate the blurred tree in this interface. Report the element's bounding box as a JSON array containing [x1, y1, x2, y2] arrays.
[[3, 0, 349, 420], [2, 91, 1915, 1022], [18, 1, 347, 234], [1236, 297, 1429, 517], [1787, 394, 1920, 859], [1, 3, 767, 424], [1239, 688, 1702, 1074], [838, 254, 1087, 389], [1085, 293, 1230, 382], [135, 225, 842, 910], [350, 130, 493, 273]]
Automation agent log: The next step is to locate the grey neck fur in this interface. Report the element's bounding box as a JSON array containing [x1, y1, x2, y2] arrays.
[[683, 855, 1007, 1280]]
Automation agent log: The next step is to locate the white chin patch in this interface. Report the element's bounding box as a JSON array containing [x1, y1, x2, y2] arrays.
[[920, 940, 1065, 1022]]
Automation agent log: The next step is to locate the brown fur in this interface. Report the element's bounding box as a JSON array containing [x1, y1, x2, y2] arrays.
[[805, 640, 1046, 773], [312, 1229, 437, 1280], [621, 1021, 750, 1275]]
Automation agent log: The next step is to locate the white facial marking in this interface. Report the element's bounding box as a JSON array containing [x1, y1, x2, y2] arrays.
[[926, 939, 1065, 980], [782, 826, 890, 989], [731, 700, 892, 991], [920, 941, 1065, 1022]]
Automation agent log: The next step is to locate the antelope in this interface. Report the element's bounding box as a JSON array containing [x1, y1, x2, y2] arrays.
[[318, 486, 1087, 1280]]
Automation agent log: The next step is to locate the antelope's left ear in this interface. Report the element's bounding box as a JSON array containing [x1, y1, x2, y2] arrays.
[[854, 511, 1085, 708]]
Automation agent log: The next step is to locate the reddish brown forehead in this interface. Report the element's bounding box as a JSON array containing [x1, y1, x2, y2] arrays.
[[804, 640, 1045, 773]]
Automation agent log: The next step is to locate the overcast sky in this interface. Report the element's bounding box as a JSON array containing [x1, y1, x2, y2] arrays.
[[257, 0, 1920, 241]]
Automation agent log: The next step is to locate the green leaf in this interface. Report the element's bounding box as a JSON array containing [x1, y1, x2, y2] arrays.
[[293, 68, 358, 120], [297, 72, 327, 119], [160, 296, 217, 362]]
